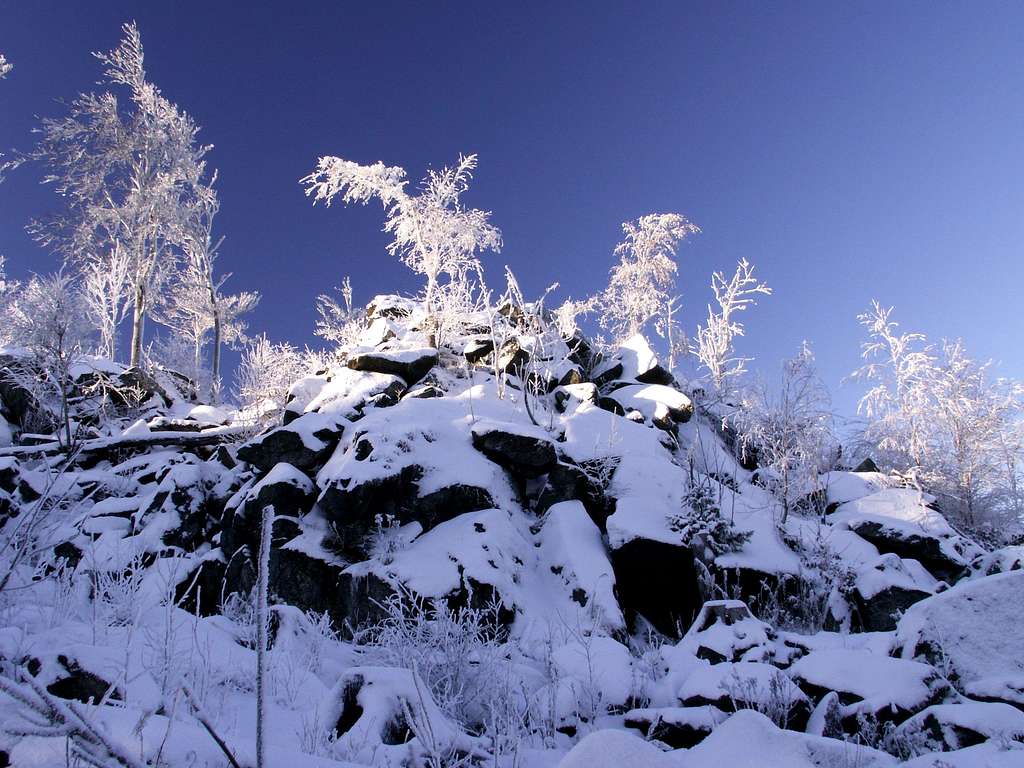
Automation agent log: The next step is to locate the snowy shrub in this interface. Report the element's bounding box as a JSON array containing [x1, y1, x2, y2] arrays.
[[315, 275, 363, 350], [233, 335, 307, 425], [358, 587, 507, 730], [692, 258, 772, 399]]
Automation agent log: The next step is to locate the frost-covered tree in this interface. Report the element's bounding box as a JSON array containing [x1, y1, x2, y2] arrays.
[[6, 272, 91, 447], [233, 336, 307, 423], [737, 343, 836, 525], [0, 53, 11, 79], [29, 23, 211, 368], [600, 213, 699, 342], [692, 258, 772, 397], [81, 245, 131, 360], [850, 301, 935, 471], [302, 153, 501, 347], [0, 256, 21, 345], [852, 303, 1024, 530], [155, 181, 259, 399], [315, 276, 363, 349]]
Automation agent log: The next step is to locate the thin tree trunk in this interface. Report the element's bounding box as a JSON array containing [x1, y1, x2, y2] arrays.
[[129, 285, 146, 369], [255, 505, 273, 768], [211, 308, 222, 404]]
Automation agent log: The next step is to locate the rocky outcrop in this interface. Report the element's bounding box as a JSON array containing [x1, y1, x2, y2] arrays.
[[470, 424, 558, 479], [347, 347, 438, 386], [610, 537, 701, 637], [236, 412, 342, 473]]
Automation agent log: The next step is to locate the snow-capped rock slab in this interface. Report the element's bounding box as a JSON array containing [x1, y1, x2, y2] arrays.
[[788, 648, 948, 725], [678, 661, 811, 728], [237, 411, 341, 473], [624, 705, 728, 748], [830, 488, 978, 582], [893, 701, 1024, 754], [606, 383, 693, 427], [677, 600, 775, 663], [895, 570, 1024, 708], [347, 345, 438, 385], [674, 710, 897, 768]]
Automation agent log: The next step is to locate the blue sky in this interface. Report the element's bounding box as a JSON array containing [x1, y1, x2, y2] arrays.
[[2, 1, 1022, 417]]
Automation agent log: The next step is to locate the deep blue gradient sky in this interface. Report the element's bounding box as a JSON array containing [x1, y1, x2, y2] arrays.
[[2, 1, 1022, 417]]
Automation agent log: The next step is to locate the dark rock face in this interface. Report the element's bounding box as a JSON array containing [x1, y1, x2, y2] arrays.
[[471, 428, 557, 479], [237, 414, 341, 474], [849, 520, 966, 584], [27, 655, 121, 704], [853, 457, 879, 473], [174, 553, 228, 616], [496, 339, 529, 374], [221, 466, 316, 559], [463, 337, 494, 364], [0, 357, 38, 427], [414, 484, 495, 530], [347, 349, 438, 386], [849, 584, 932, 633], [624, 707, 723, 748], [268, 547, 394, 629], [535, 462, 612, 528], [611, 538, 701, 637], [317, 465, 494, 558]]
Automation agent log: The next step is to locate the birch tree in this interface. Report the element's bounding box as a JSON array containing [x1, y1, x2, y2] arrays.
[[155, 181, 259, 399], [692, 258, 772, 397], [737, 343, 836, 525], [29, 22, 211, 368], [302, 153, 501, 347], [6, 272, 91, 447], [600, 213, 699, 342]]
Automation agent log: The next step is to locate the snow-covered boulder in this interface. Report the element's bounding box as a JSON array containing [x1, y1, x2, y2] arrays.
[[538, 501, 624, 632], [559, 728, 680, 768], [893, 701, 1024, 754], [674, 710, 897, 768], [606, 383, 693, 429], [324, 666, 482, 767], [837, 553, 941, 632], [677, 600, 775, 664], [623, 705, 728, 749], [592, 333, 673, 388], [237, 411, 341, 473], [895, 570, 1024, 708], [788, 648, 948, 726], [829, 488, 978, 583], [678, 661, 811, 728], [347, 345, 438, 386], [221, 462, 315, 558]]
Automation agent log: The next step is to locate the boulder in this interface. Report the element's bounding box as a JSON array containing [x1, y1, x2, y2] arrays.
[[470, 423, 558, 479], [839, 554, 940, 632], [678, 600, 775, 664], [317, 465, 494, 558], [893, 702, 1024, 754], [221, 463, 315, 558], [463, 336, 494, 364], [788, 649, 949, 728], [347, 347, 438, 386], [268, 541, 394, 628], [325, 667, 481, 765], [610, 537, 701, 637], [496, 338, 528, 373], [678, 661, 812, 730], [624, 706, 728, 748], [894, 570, 1024, 709], [535, 460, 611, 525], [849, 519, 968, 584], [236, 412, 342, 473], [605, 384, 693, 426], [26, 653, 120, 705]]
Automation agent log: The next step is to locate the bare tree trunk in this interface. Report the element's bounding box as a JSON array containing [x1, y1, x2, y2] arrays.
[[211, 308, 222, 404], [255, 505, 273, 768], [129, 285, 146, 369]]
